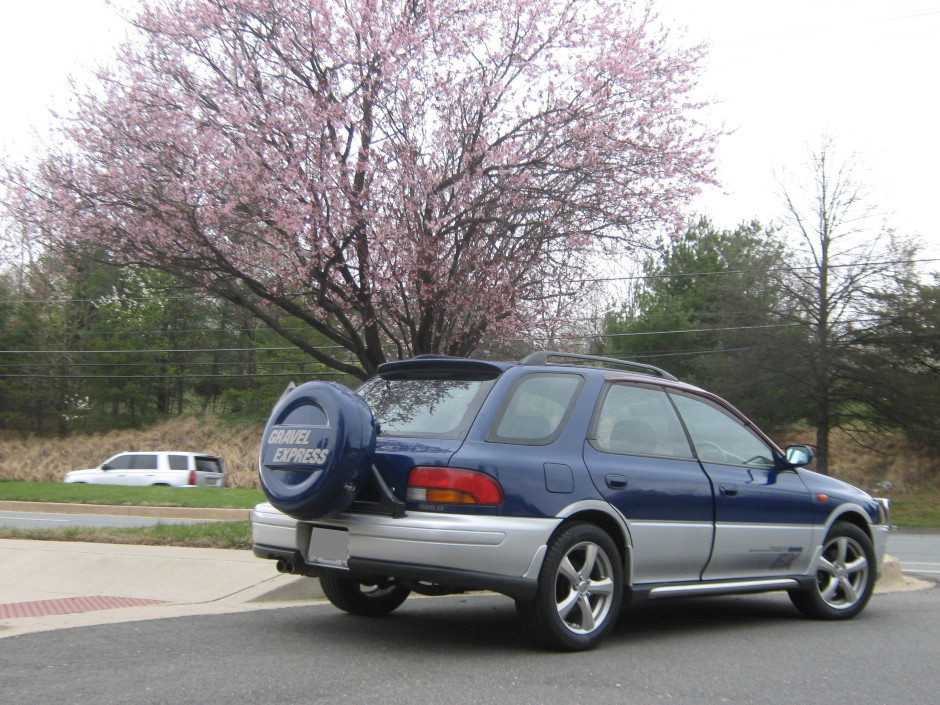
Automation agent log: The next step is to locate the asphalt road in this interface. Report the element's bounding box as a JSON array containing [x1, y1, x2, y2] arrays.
[[887, 532, 940, 577], [1, 587, 937, 705]]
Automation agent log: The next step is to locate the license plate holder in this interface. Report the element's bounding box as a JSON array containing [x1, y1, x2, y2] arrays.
[[308, 525, 349, 568]]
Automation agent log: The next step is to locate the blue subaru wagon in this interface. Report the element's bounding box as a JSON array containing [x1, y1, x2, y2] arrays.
[[252, 352, 891, 650]]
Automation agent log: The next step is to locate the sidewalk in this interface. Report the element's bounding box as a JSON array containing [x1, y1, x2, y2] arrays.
[[0, 539, 325, 640]]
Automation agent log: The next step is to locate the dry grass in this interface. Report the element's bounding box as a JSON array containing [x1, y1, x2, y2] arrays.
[[774, 426, 940, 496], [0, 416, 265, 489], [2, 417, 937, 497]]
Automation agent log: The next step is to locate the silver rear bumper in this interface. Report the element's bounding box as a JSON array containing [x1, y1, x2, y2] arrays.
[[251, 502, 560, 600]]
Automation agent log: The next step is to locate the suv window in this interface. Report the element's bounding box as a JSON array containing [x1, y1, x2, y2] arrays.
[[106, 454, 134, 470], [195, 456, 223, 473], [131, 454, 159, 470], [670, 391, 776, 466], [592, 382, 693, 458], [168, 454, 189, 471], [488, 373, 583, 445], [359, 377, 495, 440]]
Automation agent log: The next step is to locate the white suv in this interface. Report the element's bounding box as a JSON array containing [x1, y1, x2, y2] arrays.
[[63, 451, 227, 487]]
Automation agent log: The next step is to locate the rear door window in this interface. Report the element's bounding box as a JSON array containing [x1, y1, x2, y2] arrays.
[[130, 454, 159, 470], [591, 382, 693, 458]]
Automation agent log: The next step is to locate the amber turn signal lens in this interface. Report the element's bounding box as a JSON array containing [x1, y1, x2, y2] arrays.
[[425, 489, 478, 504]]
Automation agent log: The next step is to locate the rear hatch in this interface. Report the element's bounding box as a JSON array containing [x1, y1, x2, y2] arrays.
[[354, 358, 510, 508], [193, 454, 226, 486]]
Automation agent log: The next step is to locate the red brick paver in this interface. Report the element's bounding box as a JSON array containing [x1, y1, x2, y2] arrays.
[[0, 596, 167, 619]]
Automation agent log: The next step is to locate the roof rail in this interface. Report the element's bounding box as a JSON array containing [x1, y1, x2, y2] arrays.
[[519, 351, 678, 382]]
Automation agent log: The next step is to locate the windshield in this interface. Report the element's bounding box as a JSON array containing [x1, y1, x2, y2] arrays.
[[358, 377, 496, 440]]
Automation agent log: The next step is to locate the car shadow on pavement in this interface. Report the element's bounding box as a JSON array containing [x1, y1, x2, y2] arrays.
[[267, 591, 834, 653]]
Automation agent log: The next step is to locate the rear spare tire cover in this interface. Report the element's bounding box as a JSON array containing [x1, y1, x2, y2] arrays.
[[259, 381, 376, 520]]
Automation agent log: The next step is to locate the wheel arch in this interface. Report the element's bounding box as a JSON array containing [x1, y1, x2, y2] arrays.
[[554, 500, 633, 583], [826, 505, 874, 540]]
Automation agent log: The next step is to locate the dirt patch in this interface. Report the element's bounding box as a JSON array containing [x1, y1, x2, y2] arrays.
[[774, 427, 940, 495], [2, 417, 938, 494]]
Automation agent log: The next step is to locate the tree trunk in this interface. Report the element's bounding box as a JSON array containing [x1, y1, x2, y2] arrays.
[[814, 396, 830, 475]]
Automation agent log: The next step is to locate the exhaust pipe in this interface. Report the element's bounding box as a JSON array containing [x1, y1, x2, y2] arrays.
[[273, 554, 323, 578]]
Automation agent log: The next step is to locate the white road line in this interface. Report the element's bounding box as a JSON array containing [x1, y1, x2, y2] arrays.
[[902, 563, 940, 574]]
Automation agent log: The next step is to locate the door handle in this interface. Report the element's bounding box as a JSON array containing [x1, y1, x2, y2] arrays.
[[606, 474, 628, 490], [719, 483, 738, 497]]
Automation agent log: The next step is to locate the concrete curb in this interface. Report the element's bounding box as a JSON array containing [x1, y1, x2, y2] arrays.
[[0, 501, 250, 521], [876, 554, 934, 593]]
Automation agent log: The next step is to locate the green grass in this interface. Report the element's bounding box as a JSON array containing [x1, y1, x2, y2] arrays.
[[0, 481, 261, 548], [1, 480, 936, 551], [889, 487, 940, 528], [0, 520, 253, 549], [2, 479, 937, 525], [0, 481, 264, 509]]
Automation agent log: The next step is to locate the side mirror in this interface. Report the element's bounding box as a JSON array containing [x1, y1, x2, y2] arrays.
[[101, 463, 113, 471], [784, 445, 814, 467]]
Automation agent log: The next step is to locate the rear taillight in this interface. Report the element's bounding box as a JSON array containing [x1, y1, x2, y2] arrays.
[[188, 470, 196, 486], [407, 467, 504, 506]]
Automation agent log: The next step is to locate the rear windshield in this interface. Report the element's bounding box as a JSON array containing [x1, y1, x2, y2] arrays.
[[359, 377, 496, 440], [195, 457, 224, 474]]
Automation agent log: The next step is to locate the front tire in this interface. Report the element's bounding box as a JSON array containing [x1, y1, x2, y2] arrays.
[[516, 522, 623, 651], [789, 521, 876, 620], [320, 575, 411, 616]]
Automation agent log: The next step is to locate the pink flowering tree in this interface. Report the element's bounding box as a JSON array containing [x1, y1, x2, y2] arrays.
[[4, 0, 718, 378]]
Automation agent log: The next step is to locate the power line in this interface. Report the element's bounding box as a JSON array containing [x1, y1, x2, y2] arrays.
[[0, 320, 805, 358], [0, 360, 320, 369], [0, 372, 348, 380], [0, 345, 338, 355], [0, 325, 322, 339], [577, 257, 939, 285], [2, 258, 935, 306], [595, 323, 801, 338], [603, 347, 755, 360]]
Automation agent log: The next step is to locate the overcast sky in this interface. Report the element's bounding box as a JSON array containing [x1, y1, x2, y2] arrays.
[[1, 0, 938, 259]]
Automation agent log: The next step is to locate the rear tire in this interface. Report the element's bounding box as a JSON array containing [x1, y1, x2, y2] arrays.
[[320, 575, 411, 616], [516, 522, 623, 651], [789, 521, 876, 620]]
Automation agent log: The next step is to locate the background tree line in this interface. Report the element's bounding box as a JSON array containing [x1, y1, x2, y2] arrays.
[[601, 160, 939, 475], [0, 250, 351, 433]]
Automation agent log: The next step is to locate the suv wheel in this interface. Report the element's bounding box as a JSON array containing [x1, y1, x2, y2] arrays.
[[516, 522, 623, 651], [789, 521, 876, 619], [320, 575, 411, 616]]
